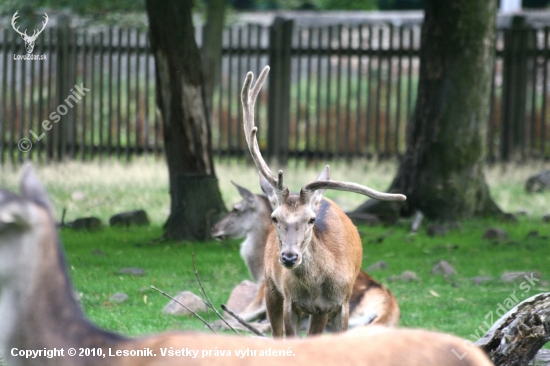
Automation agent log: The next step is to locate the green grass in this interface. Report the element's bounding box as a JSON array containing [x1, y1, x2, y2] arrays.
[[1, 159, 550, 342], [61, 218, 549, 341]]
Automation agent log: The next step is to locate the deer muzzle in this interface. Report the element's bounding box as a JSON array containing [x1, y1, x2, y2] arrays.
[[280, 250, 301, 268]]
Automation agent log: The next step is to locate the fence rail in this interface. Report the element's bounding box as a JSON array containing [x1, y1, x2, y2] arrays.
[[1, 14, 549, 165]]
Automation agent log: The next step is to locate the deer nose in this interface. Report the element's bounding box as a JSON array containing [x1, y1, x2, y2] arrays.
[[281, 252, 298, 268]]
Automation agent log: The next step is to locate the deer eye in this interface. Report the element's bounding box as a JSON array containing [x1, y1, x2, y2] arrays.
[[309, 217, 316, 224], [271, 216, 278, 224]]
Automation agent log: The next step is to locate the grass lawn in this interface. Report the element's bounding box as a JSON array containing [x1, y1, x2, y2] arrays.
[[1, 158, 550, 343], [62, 218, 549, 342]]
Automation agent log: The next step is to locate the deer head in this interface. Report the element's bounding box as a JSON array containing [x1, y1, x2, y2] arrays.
[[11, 11, 48, 54], [241, 66, 406, 269]]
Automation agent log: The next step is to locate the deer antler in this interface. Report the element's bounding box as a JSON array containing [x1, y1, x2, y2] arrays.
[[301, 180, 406, 202], [11, 11, 27, 37], [241, 66, 287, 193], [30, 13, 48, 39]]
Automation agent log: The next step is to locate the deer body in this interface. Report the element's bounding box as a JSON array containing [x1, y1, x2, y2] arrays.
[[264, 197, 362, 336], [0, 166, 493, 366], [240, 66, 406, 337], [212, 185, 400, 329]]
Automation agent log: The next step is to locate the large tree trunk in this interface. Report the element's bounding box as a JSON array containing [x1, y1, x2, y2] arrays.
[[350, 0, 503, 222], [202, 0, 226, 118], [146, 0, 227, 241]]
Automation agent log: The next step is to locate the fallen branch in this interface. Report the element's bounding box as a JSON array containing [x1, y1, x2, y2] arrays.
[[150, 285, 218, 335], [192, 253, 241, 336], [221, 304, 268, 338], [476, 292, 550, 366]]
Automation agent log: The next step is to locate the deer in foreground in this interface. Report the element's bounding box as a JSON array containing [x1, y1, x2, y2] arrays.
[[0, 165, 493, 366], [211, 182, 400, 329], [241, 66, 406, 338]]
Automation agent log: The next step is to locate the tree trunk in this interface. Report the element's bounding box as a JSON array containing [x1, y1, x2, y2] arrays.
[[202, 0, 226, 118], [146, 0, 227, 241], [476, 292, 550, 366], [350, 0, 503, 222]]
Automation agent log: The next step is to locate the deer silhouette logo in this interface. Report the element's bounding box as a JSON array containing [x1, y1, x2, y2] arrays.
[[11, 11, 49, 54]]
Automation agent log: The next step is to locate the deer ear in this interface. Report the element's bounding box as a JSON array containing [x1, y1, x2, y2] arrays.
[[19, 163, 54, 214], [259, 174, 279, 207], [231, 181, 255, 201], [0, 201, 31, 230]]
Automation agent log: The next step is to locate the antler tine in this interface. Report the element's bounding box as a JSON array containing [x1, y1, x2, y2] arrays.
[[11, 11, 26, 36], [241, 66, 286, 191], [302, 181, 406, 202], [37, 13, 48, 36]]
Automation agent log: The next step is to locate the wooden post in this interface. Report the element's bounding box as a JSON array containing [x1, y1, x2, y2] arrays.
[[54, 15, 70, 161], [500, 15, 534, 161], [267, 17, 293, 166]]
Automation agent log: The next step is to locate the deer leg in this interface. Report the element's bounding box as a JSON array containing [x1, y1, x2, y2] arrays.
[[265, 283, 284, 338], [283, 301, 301, 338], [330, 303, 349, 333], [307, 313, 329, 336]]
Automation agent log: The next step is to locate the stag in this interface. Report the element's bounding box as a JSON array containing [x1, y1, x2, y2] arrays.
[[0, 165, 494, 366], [211, 182, 400, 329], [11, 11, 48, 54], [241, 66, 406, 338]]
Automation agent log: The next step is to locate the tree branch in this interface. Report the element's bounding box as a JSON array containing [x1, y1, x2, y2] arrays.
[[476, 292, 550, 366]]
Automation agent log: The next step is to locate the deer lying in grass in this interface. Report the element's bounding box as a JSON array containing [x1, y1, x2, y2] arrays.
[[211, 182, 400, 329], [241, 66, 406, 338], [0, 165, 493, 366]]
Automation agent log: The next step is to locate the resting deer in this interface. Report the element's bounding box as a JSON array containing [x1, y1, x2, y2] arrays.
[[0, 165, 493, 366], [241, 66, 406, 338], [211, 182, 400, 329]]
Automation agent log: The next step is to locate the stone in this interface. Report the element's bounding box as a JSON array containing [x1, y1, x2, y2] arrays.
[[109, 293, 128, 303], [388, 270, 419, 282], [225, 280, 259, 315], [67, 217, 103, 231], [430, 260, 456, 276], [109, 210, 150, 227], [71, 191, 87, 201], [366, 261, 388, 272], [162, 291, 207, 315], [427, 224, 448, 237], [482, 228, 508, 240], [116, 267, 146, 276], [472, 276, 493, 285], [516, 208, 530, 216], [501, 271, 541, 283], [543, 214, 550, 223], [526, 230, 539, 239]]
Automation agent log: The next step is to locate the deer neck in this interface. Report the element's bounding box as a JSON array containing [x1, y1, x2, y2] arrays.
[[0, 214, 124, 362], [241, 196, 272, 283]]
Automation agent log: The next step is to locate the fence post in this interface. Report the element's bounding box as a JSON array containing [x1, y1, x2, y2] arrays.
[[267, 17, 293, 166], [500, 15, 534, 161], [55, 15, 71, 161]]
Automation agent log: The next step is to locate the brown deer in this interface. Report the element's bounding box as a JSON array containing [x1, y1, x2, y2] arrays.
[[211, 182, 400, 329], [0, 165, 493, 366], [241, 66, 406, 338]]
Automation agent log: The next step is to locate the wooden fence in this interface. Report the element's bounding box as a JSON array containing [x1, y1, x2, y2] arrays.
[[1, 13, 549, 165]]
